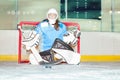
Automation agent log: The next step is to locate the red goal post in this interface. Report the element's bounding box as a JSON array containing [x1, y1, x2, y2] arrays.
[[18, 21, 80, 63]]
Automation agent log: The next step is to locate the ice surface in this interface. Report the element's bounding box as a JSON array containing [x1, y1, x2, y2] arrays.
[[0, 62, 120, 80]]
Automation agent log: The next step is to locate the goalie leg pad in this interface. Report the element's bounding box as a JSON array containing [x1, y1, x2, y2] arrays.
[[52, 48, 80, 64], [39, 49, 54, 62], [29, 54, 39, 65], [39, 49, 63, 64]]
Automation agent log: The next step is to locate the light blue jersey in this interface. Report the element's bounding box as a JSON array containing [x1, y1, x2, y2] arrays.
[[35, 20, 67, 51]]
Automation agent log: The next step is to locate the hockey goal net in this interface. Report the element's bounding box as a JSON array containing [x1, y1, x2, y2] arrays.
[[18, 21, 80, 63]]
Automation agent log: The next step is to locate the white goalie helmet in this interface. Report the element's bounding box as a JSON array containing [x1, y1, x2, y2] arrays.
[[47, 8, 58, 24]]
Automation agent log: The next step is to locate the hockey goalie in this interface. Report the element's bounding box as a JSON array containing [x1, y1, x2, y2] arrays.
[[21, 8, 81, 65], [22, 29, 81, 65]]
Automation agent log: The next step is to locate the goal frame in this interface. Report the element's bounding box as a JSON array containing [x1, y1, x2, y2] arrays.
[[18, 21, 80, 63]]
